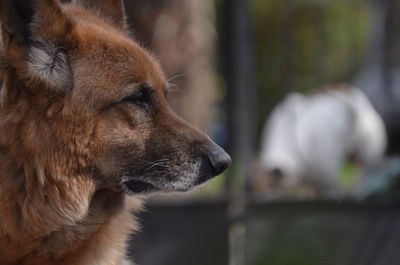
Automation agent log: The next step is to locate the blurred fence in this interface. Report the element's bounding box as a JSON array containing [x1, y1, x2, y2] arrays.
[[131, 200, 400, 265], [245, 200, 400, 265]]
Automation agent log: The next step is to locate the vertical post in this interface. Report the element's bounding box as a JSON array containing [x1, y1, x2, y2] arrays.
[[219, 0, 255, 264], [221, 0, 255, 207], [381, 0, 400, 153]]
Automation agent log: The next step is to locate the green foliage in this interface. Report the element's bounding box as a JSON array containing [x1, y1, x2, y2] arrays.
[[251, 0, 371, 143]]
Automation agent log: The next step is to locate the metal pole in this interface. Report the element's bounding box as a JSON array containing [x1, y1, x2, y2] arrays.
[[219, 0, 256, 264], [222, 0, 255, 200]]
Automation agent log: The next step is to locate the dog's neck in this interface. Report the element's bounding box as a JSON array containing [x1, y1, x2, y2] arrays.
[[0, 147, 130, 263]]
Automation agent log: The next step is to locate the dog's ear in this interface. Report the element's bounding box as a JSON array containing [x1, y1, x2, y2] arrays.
[[0, 0, 35, 49], [0, 0, 71, 52], [0, 0, 73, 91], [73, 0, 127, 31]]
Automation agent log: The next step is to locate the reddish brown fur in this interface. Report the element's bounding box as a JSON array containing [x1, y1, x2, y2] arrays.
[[0, 0, 227, 264]]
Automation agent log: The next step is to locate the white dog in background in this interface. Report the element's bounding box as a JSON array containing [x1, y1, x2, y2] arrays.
[[259, 86, 387, 197]]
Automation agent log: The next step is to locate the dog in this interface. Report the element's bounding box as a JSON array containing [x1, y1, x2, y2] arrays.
[[258, 85, 386, 197], [0, 0, 231, 264]]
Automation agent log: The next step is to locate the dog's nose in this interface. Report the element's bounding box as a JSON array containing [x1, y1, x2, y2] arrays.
[[207, 146, 232, 176]]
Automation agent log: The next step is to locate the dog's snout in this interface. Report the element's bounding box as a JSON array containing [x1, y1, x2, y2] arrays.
[[207, 146, 231, 176]]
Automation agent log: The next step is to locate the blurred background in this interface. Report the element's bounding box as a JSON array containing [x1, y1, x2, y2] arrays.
[[122, 0, 400, 264]]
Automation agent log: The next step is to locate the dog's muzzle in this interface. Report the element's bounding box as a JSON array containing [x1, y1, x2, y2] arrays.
[[122, 145, 231, 194]]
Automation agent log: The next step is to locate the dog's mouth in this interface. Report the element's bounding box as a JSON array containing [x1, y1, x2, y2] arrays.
[[123, 179, 159, 194], [121, 178, 192, 194]]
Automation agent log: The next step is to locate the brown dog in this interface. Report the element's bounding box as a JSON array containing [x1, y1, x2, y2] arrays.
[[0, 0, 231, 264]]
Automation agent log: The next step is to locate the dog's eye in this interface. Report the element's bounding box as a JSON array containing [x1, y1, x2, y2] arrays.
[[122, 85, 153, 111]]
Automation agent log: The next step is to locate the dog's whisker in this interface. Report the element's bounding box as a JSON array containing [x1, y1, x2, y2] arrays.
[[160, 172, 173, 179], [147, 163, 170, 170], [166, 73, 185, 83], [166, 83, 181, 94], [137, 158, 170, 165], [148, 170, 169, 176]]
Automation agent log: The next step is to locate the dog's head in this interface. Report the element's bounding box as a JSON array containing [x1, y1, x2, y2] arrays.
[[0, 0, 230, 194]]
